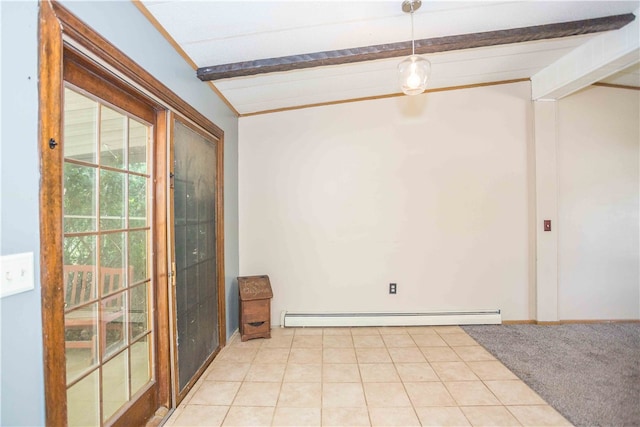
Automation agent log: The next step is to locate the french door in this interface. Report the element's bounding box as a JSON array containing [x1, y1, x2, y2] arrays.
[[62, 82, 159, 426], [40, 29, 171, 425], [39, 3, 225, 425]]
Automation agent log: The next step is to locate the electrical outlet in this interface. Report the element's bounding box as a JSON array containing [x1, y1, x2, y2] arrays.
[[389, 283, 397, 294]]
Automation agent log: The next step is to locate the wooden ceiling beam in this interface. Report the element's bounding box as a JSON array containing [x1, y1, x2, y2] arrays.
[[196, 13, 635, 81]]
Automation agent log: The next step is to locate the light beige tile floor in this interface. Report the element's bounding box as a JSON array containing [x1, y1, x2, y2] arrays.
[[164, 327, 572, 427]]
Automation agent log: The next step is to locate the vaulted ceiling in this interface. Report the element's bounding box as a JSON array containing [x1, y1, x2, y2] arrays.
[[138, 1, 640, 116]]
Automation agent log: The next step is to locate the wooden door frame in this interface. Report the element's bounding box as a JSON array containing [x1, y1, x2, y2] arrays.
[[38, 2, 225, 425]]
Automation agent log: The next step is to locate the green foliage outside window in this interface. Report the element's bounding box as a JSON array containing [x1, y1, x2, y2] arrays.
[[63, 160, 149, 287]]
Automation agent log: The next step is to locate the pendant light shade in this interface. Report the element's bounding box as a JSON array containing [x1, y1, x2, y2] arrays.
[[399, 0, 431, 96], [398, 54, 430, 96]]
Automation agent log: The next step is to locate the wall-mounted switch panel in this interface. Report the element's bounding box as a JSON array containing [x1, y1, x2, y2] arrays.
[[544, 220, 552, 231], [1, 252, 35, 298]]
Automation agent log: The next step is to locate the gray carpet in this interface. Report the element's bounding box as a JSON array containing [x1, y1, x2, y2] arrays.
[[462, 323, 640, 427]]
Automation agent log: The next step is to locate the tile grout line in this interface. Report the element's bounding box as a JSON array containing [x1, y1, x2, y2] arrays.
[[170, 327, 565, 426], [438, 330, 502, 425], [217, 338, 248, 427], [393, 331, 424, 425], [270, 329, 292, 426]]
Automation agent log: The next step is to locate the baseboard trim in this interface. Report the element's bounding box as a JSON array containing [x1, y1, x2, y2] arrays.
[[281, 310, 502, 327], [557, 319, 640, 324], [225, 329, 240, 346], [504, 319, 639, 325]]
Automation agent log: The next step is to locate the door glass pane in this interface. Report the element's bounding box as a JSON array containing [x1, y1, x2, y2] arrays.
[[129, 174, 147, 229], [129, 119, 147, 174], [103, 291, 127, 359], [129, 230, 148, 284], [100, 106, 126, 170], [130, 282, 149, 340], [65, 302, 98, 383], [64, 88, 97, 163], [131, 335, 151, 396], [102, 351, 129, 422], [101, 232, 127, 292], [63, 236, 97, 308], [64, 163, 96, 233], [100, 170, 126, 230], [173, 121, 218, 391], [67, 369, 99, 427]]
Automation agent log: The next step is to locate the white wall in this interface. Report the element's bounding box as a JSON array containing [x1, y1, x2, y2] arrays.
[[557, 86, 640, 320], [0, 3, 44, 426], [239, 82, 535, 324]]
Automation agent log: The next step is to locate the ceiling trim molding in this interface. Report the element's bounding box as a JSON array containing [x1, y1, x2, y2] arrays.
[[134, 0, 240, 117], [593, 82, 640, 91], [197, 13, 634, 81], [239, 78, 530, 117]]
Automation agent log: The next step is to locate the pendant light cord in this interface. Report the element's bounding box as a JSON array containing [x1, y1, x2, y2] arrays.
[[411, 4, 415, 55]]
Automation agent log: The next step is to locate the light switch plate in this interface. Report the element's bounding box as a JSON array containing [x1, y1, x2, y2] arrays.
[[0, 252, 35, 298]]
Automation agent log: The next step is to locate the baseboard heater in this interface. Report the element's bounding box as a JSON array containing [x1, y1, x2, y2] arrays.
[[280, 309, 501, 328]]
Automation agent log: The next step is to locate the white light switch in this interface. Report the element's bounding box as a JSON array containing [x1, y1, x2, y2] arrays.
[[0, 252, 35, 298]]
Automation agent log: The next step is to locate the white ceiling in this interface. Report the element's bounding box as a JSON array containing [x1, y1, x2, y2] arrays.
[[140, 1, 640, 115]]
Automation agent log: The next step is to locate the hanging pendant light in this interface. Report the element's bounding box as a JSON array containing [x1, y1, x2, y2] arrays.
[[398, 0, 431, 96]]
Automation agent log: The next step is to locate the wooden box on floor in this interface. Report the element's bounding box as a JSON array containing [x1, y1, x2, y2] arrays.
[[238, 275, 273, 341]]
